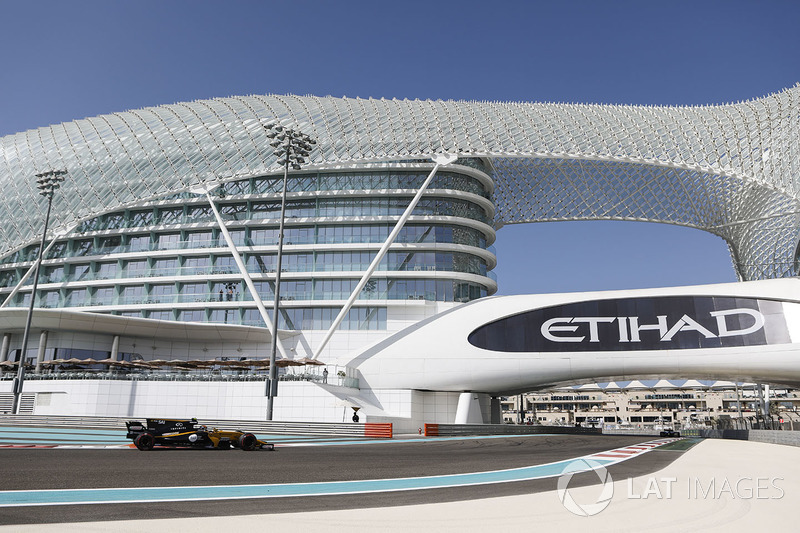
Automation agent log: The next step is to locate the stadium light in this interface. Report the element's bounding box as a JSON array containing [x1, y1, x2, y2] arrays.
[[264, 124, 315, 421], [12, 170, 66, 414]]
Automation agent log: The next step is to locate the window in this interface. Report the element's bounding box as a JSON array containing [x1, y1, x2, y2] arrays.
[[96, 262, 118, 280], [251, 201, 279, 220], [103, 213, 125, 230], [179, 309, 206, 322], [44, 241, 67, 259], [99, 236, 121, 252], [181, 282, 208, 301], [72, 264, 91, 281], [66, 288, 87, 306], [0, 270, 17, 287], [156, 233, 181, 250], [183, 256, 210, 275], [128, 235, 150, 252], [209, 309, 237, 324], [152, 258, 178, 276], [187, 231, 213, 247], [93, 287, 115, 305], [40, 290, 60, 308], [247, 254, 276, 273], [121, 285, 145, 304], [149, 284, 175, 303], [125, 260, 147, 277], [73, 239, 94, 256], [253, 177, 282, 194], [187, 206, 213, 222], [158, 207, 183, 225], [226, 229, 245, 246], [43, 266, 63, 283], [250, 228, 277, 245], [222, 179, 250, 196], [221, 203, 246, 221], [213, 255, 237, 274], [129, 210, 154, 227], [241, 306, 386, 330]]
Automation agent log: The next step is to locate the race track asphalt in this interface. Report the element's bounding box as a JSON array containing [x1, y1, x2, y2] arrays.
[[0, 434, 691, 525]]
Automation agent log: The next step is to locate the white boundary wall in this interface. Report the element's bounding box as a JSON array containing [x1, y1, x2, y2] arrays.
[[0, 379, 473, 434]]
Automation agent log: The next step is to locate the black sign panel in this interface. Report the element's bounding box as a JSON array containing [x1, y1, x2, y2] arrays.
[[467, 296, 791, 352]]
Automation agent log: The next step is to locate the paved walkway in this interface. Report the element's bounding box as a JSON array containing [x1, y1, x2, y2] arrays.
[[4, 439, 799, 532]]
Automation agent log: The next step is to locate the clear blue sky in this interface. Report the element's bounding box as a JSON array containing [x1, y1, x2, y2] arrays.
[[1, 0, 798, 295]]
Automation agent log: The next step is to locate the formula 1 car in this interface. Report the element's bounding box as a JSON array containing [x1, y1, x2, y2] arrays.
[[126, 418, 275, 451]]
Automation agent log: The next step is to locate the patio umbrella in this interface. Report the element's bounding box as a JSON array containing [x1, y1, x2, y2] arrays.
[[238, 359, 271, 367], [205, 359, 236, 366], [61, 358, 87, 365], [166, 359, 195, 368], [107, 360, 136, 368], [77, 358, 104, 366], [276, 358, 304, 367], [296, 357, 325, 366], [143, 359, 170, 367], [186, 359, 216, 367]]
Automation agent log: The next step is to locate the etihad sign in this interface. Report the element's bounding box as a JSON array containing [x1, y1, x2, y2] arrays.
[[541, 308, 765, 344], [467, 295, 790, 352]]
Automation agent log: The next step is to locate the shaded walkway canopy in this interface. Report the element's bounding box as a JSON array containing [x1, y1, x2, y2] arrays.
[[1, 86, 799, 280]]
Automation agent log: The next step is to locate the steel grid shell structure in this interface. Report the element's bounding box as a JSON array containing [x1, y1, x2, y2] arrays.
[[1, 86, 799, 281]]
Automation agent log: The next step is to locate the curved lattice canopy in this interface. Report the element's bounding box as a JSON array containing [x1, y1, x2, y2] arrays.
[[1, 86, 799, 281]]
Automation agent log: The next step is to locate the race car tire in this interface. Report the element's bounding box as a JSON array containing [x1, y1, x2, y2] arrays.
[[135, 432, 155, 451], [239, 433, 258, 451]]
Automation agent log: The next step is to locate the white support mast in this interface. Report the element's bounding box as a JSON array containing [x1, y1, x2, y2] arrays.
[[311, 154, 457, 360], [203, 189, 289, 359]]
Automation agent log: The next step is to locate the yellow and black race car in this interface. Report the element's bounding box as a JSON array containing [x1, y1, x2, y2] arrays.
[[126, 418, 275, 451]]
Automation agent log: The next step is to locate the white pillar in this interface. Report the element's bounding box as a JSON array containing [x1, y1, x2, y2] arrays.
[[0, 333, 10, 362], [756, 384, 769, 417], [454, 392, 484, 424], [34, 330, 48, 373], [0, 333, 9, 377], [110, 335, 120, 361], [108, 335, 120, 375]]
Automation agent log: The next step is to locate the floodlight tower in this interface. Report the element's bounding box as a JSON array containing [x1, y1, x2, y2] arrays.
[[12, 170, 66, 414], [264, 124, 315, 421]]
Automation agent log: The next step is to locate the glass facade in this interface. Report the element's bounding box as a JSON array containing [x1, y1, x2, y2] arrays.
[[0, 165, 497, 330]]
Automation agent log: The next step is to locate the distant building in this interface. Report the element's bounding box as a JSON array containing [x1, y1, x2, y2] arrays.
[[502, 384, 800, 428]]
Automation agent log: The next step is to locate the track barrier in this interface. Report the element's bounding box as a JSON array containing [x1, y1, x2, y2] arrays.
[[681, 428, 800, 447], [0, 415, 392, 438], [424, 423, 601, 437]]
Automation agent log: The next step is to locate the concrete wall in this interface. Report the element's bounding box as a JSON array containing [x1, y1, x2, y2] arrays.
[[0, 379, 469, 433], [681, 428, 800, 447], [608, 427, 800, 447]]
